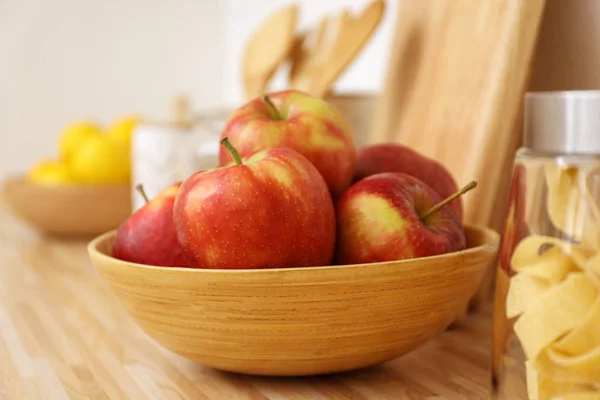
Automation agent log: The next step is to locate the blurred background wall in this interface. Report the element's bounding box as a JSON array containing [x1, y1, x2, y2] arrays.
[[0, 0, 397, 180], [0, 0, 223, 180]]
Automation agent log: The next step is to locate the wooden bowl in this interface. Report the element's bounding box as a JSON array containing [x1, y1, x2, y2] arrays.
[[2, 174, 131, 238], [88, 225, 499, 377]]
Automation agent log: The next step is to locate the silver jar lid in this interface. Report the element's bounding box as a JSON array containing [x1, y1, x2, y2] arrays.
[[524, 90, 600, 154]]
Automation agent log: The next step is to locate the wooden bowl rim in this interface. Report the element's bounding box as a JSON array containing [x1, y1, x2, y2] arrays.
[[88, 224, 499, 274], [3, 174, 130, 192]]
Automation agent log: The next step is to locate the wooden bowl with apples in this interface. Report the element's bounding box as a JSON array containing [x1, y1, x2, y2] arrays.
[[88, 90, 500, 376], [90, 225, 498, 377]]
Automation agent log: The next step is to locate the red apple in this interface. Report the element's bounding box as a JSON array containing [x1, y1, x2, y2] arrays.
[[174, 138, 335, 269], [335, 173, 475, 265], [354, 144, 463, 220], [112, 183, 188, 267], [218, 90, 356, 199]]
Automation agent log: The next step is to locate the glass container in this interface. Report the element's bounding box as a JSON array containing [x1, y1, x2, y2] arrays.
[[130, 108, 230, 213], [492, 91, 600, 399]]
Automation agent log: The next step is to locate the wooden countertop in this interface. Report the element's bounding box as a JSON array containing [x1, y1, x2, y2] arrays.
[[0, 203, 494, 400]]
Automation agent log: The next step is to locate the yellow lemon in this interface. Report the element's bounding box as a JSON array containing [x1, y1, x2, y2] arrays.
[[59, 121, 102, 162], [106, 115, 140, 149], [69, 136, 131, 184], [27, 159, 73, 184]]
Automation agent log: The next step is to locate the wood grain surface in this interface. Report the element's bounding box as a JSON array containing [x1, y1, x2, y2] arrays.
[[0, 201, 496, 399]]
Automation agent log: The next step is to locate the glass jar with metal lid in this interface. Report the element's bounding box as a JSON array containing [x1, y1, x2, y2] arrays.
[[492, 91, 600, 399]]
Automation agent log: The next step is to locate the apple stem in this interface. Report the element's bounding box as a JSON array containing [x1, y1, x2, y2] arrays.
[[421, 181, 477, 220], [135, 184, 150, 204], [262, 95, 282, 120], [220, 137, 243, 165]]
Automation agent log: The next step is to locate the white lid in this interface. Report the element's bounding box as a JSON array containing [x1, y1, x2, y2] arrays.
[[524, 90, 600, 154]]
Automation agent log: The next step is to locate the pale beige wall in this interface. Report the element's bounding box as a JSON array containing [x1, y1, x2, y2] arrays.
[[0, 0, 224, 179], [0, 0, 396, 180]]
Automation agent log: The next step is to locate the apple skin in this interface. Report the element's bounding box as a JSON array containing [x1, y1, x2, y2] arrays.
[[174, 147, 336, 269], [112, 183, 188, 267], [335, 172, 466, 265], [218, 90, 356, 199], [354, 144, 463, 220]]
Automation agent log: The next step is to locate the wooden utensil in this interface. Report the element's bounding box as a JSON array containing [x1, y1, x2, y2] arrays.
[[2, 175, 131, 238], [171, 94, 192, 128], [288, 15, 329, 88], [88, 225, 498, 377], [242, 4, 298, 101], [290, 0, 386, 98]]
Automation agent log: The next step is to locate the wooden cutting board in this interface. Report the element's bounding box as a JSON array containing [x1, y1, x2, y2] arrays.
[[369, 0, 546, 233]]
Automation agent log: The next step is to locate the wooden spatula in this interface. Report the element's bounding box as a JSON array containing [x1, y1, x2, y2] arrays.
[[242, 4, 298, 101], [290, 0, 386, 98]]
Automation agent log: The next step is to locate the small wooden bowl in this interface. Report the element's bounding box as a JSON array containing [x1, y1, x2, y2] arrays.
[[2, 175, 131, 238], [88, 225, 499, 376]]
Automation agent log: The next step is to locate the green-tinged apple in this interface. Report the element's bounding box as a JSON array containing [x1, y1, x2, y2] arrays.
[[354, 144, 463, 220], [218, 90, 356, 199], [335, 173, 476, 265], [174, 138, 336, 269], [112, 183, 189, 267]]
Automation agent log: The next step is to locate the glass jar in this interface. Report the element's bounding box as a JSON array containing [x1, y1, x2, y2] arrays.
[[492, 91, 600, 399], [130, 108, 230, 213]]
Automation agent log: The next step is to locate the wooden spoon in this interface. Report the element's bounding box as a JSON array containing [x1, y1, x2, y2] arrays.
[[290, 0, 386, 97], [171, 94, 192, 128], [242, 4, 298, 101], [288, 15, 330, 91]]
